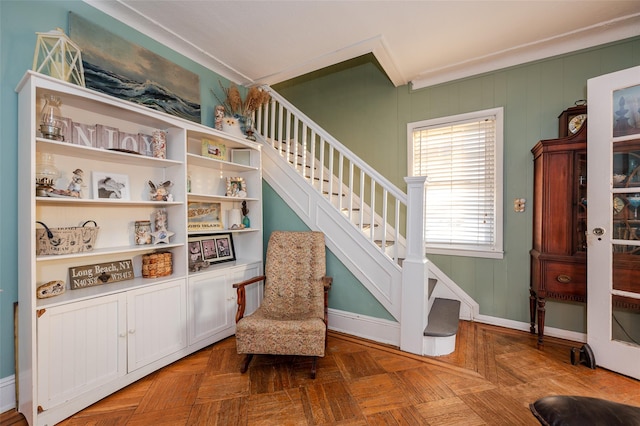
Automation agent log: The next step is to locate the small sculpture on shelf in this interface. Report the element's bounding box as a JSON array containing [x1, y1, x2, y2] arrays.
[[214, 105, 225, 131], [152, 208, 174, 244], [48, 168, 85, 198], [242, 200, 250, 228], [148, 180, 173, 201], [36, 280, 65, 299], [66, 169, 84, 197]]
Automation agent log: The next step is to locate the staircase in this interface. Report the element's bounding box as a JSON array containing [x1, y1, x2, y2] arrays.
[[252, 88, 478, 356]]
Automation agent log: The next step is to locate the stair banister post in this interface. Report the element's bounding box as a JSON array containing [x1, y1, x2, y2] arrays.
[[400, 176, 428, 355]]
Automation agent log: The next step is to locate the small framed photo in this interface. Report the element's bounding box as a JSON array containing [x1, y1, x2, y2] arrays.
[[226, 177, 247, 198], [92, 172, 130, 200], [188, 233, 235, 267], [202, 138, 226, 160]]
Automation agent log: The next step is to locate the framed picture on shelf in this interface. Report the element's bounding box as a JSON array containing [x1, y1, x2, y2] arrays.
[[92, 172, 130, 200], [231, 148, 252, 166], [188, 202, 223, 232], [188, 233, 235, 266], [201, 138, 226, 160], [226, 177, 247, 197]]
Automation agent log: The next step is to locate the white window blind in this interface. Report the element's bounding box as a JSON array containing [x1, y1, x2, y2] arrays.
[[409, 108, 503, 258]]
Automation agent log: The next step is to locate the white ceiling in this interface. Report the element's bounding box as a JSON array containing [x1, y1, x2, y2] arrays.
[[85, 1, 640, 89]]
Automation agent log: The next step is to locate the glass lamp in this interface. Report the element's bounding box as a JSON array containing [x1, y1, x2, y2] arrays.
[[32, 28, 85, 87], [35, 152, 60, 196], [40, 93, 63, 140]]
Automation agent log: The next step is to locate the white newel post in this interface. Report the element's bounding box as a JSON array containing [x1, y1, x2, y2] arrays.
[[400, 176, 428, 354]]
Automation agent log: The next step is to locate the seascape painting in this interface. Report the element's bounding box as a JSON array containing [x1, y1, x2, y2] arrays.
[[69, 13, 201, 123]]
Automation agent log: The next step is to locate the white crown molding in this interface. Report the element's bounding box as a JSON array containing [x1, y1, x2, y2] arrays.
[[411, 13, 640, 90]]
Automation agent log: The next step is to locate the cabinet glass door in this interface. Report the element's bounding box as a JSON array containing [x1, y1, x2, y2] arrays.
[[587, 66, 640, 380]]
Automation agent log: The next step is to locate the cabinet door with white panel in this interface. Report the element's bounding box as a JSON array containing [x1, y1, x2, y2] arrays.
[[37, 293, 127, 412], [188, 262, 262, 348], [127, 279, 187, 372]]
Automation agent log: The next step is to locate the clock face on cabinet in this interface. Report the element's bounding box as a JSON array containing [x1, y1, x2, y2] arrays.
[[569, 114, 587, 134], [558, 104, 587, 137]]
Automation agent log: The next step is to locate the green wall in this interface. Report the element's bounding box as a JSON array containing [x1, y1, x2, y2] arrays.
[[2, 0, 640, 385], [273, 39, 640, 332]]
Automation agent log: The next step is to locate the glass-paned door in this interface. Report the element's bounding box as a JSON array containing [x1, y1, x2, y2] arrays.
[[587, 66, 640, 380]]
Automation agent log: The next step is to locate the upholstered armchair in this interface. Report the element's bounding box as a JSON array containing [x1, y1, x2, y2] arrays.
[[233, 231, 332, 378]]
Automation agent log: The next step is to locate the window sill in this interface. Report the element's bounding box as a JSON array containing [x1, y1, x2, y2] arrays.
[[426, 247, 504, 260]]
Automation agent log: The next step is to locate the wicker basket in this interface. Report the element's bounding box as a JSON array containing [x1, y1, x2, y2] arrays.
[[36, 220, 99, 255], [142, 251, 173, 278]]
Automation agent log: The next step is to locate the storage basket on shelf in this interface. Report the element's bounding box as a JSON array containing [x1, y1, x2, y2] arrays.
[[142, 251, 173, 278], [35, 220, 99, 255]]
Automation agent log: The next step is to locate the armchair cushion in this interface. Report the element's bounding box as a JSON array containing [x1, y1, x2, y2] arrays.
[[235, 313, 327, 356]]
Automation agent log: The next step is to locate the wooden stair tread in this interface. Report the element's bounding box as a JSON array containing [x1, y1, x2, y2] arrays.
[[424, 298, 460, 337]]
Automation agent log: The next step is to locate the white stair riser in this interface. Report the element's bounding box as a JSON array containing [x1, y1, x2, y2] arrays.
[[423, 334, 457, 356]]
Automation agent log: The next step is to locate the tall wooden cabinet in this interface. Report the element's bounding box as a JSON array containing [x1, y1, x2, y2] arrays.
[[530, 123, 587, 347], [17, 71, 263, 426]]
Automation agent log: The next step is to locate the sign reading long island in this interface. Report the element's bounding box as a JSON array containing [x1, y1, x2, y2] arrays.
[[69, 259, 134, 289]]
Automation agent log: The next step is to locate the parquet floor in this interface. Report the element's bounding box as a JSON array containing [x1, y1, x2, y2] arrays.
[[3, 321, 640, 425]]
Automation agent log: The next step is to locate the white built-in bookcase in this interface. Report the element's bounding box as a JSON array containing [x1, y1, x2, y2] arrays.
[[16, 71, 262, 426]]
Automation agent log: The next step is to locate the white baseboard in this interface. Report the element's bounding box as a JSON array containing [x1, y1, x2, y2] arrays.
[[327, 309, 587, 350], [474, 314, 587, 343], [0, 374, 16, 414], [328, 308, 400, 346]]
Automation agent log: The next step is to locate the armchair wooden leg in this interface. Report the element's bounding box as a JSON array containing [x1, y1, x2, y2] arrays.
[[310, 356, 317, 379], [240, 354, 253, 374]]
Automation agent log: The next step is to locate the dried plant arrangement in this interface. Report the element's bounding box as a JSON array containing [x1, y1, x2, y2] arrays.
[[242, 86, 271, 116], [211, 82, 270, 118]]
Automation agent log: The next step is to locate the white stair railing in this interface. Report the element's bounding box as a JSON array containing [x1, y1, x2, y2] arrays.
[[252, 87, 436, 354], [254, 88, 410, 264]]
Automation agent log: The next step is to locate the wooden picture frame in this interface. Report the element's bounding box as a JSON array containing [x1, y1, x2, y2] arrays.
[[225, 177, 247, 198], [188, 233, 235, 267], [92, 171, 130, 200]]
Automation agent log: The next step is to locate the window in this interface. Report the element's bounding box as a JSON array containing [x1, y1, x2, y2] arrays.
[[408, 108, 503, 259]]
